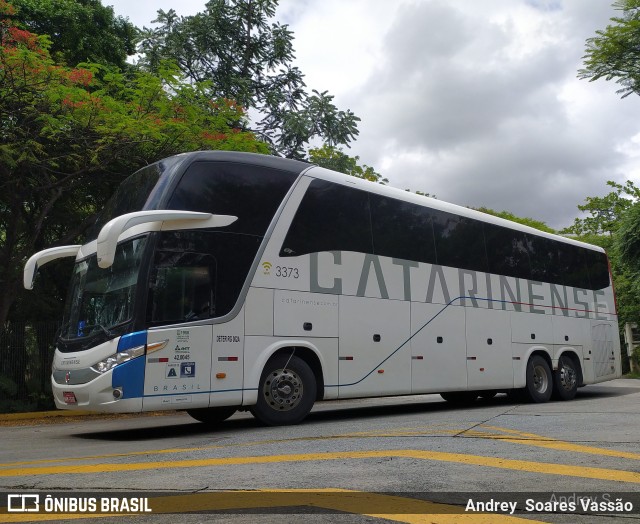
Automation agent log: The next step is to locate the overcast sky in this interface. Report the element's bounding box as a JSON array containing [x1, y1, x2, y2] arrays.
[[106, 0, 640, 230]]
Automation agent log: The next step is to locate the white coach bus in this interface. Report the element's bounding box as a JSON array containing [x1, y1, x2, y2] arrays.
[[24, 151, 621, 425]]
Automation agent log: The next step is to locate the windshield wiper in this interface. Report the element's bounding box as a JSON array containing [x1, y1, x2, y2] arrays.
[[79, 323, 116, 338]]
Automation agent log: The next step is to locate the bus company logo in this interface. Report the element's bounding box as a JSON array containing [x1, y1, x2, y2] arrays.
[[174, 345, 190, 352], [262, 261, 272, 275], [8, 494, 39, 512]]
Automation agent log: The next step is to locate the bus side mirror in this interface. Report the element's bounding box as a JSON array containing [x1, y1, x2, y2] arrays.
[[24, 245, 81, 290], [96, 210, 237, 269]]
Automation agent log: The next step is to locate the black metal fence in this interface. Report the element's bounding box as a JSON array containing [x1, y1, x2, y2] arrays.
[[0, 321, 60, 411]]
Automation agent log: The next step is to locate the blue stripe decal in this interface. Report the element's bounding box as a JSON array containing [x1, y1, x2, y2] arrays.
[[117, 330, 147, 352], [326, 294, 616, 389], [326, 296, 462, 388], [112, 357, 145, 399], [143, 388, 258, 398]]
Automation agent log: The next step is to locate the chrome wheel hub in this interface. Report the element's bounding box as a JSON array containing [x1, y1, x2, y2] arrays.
[[533, 364, 549, 393], [559, 363, 577, 391], [263, 368, 303, 411]]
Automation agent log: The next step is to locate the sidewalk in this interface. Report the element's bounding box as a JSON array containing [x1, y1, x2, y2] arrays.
[[0, 409, 178, 426], [0, 409, 95, 422]]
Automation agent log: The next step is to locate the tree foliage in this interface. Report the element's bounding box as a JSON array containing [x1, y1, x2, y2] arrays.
[[475, 207, 555, 233], [137, 0, 360, 159], [309, 144, 387, 184], [561, 180, 640, 236], [563, 180, 640, 333], [580, 0, 640, 98], [613, 203, 640, 328], [7, 0, 137, 68], [616, 202, 640, 272], [0, 0, 267, 324]]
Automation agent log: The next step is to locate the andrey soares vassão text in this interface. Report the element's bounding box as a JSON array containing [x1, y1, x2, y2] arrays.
[[465, 496, 635, 515]]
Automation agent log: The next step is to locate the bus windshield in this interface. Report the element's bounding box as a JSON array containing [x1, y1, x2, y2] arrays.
[[60, 237, 148, 342]]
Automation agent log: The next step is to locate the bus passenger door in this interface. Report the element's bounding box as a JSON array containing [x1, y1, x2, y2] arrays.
[[410, 303, 467, 393], [143, 326, 213, 410], [338, 296, 411, 398], [211, 313, 245, 407], [466, 308, 513, 389]]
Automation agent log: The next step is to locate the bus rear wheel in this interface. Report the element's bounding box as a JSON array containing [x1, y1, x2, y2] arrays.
[[525, 355, 552, 403], [251, 354, 316, 426], [186, 406, 237, 425], [552, 355, 579, 401]]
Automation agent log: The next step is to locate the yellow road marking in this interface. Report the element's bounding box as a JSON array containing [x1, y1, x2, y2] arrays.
[[0, 426, 454, 469], [2, 448, 639, 484], [476, 425, 640, 460], [0, 489, 543, 524]]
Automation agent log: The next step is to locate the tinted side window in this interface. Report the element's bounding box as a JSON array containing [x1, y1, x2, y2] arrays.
[[148, 231, 261, 325], [168, 161, 298, 236], [556, 243, 590, 288], [370, 195, 437, 264], [87, 163, 163, 239], [431, 210, 488, 272], [585, 249, 610, 290], [525, 234, 558, 283], [484, 224, 531, 280], [280, 180, 373, 257]]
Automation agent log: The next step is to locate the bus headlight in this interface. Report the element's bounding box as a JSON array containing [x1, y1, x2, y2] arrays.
[[91, 355, 118, 374], [90, 345, 146, 374]]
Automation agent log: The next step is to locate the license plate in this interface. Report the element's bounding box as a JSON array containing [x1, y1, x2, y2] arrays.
[[63, 391, 77, 404]]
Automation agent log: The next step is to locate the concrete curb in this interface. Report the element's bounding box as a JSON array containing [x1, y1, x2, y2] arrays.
[[0, 410, 96, 421]]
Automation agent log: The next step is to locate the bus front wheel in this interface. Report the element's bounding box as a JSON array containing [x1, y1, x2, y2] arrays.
[[186, 406, 237, 425], [251, 354, 316, 426], [525, 355, 552, 403]]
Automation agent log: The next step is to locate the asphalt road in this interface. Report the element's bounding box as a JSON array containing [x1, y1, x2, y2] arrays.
[[1, 378, 640, 523]]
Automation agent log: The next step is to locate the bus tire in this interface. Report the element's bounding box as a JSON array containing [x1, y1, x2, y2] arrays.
[[186, 406, 237, 425], [552, 355, 579, 401], [440, 391, 478, 405], [524, 355, 552, 403], [251, 354, 316, 426]]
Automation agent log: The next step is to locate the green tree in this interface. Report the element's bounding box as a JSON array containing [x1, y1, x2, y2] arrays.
[[137, 0, 360, 159], [561, 180, 640, 236], [8, 0, 137, 68], [579, 0, 640, 98], [0, 1, 267, 326], [614, 203, 640, 331], [309, 144, 387, 184], [616, 202, 640, 272], [475, 207, 555, 233], [561, 181, 640, 335]]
